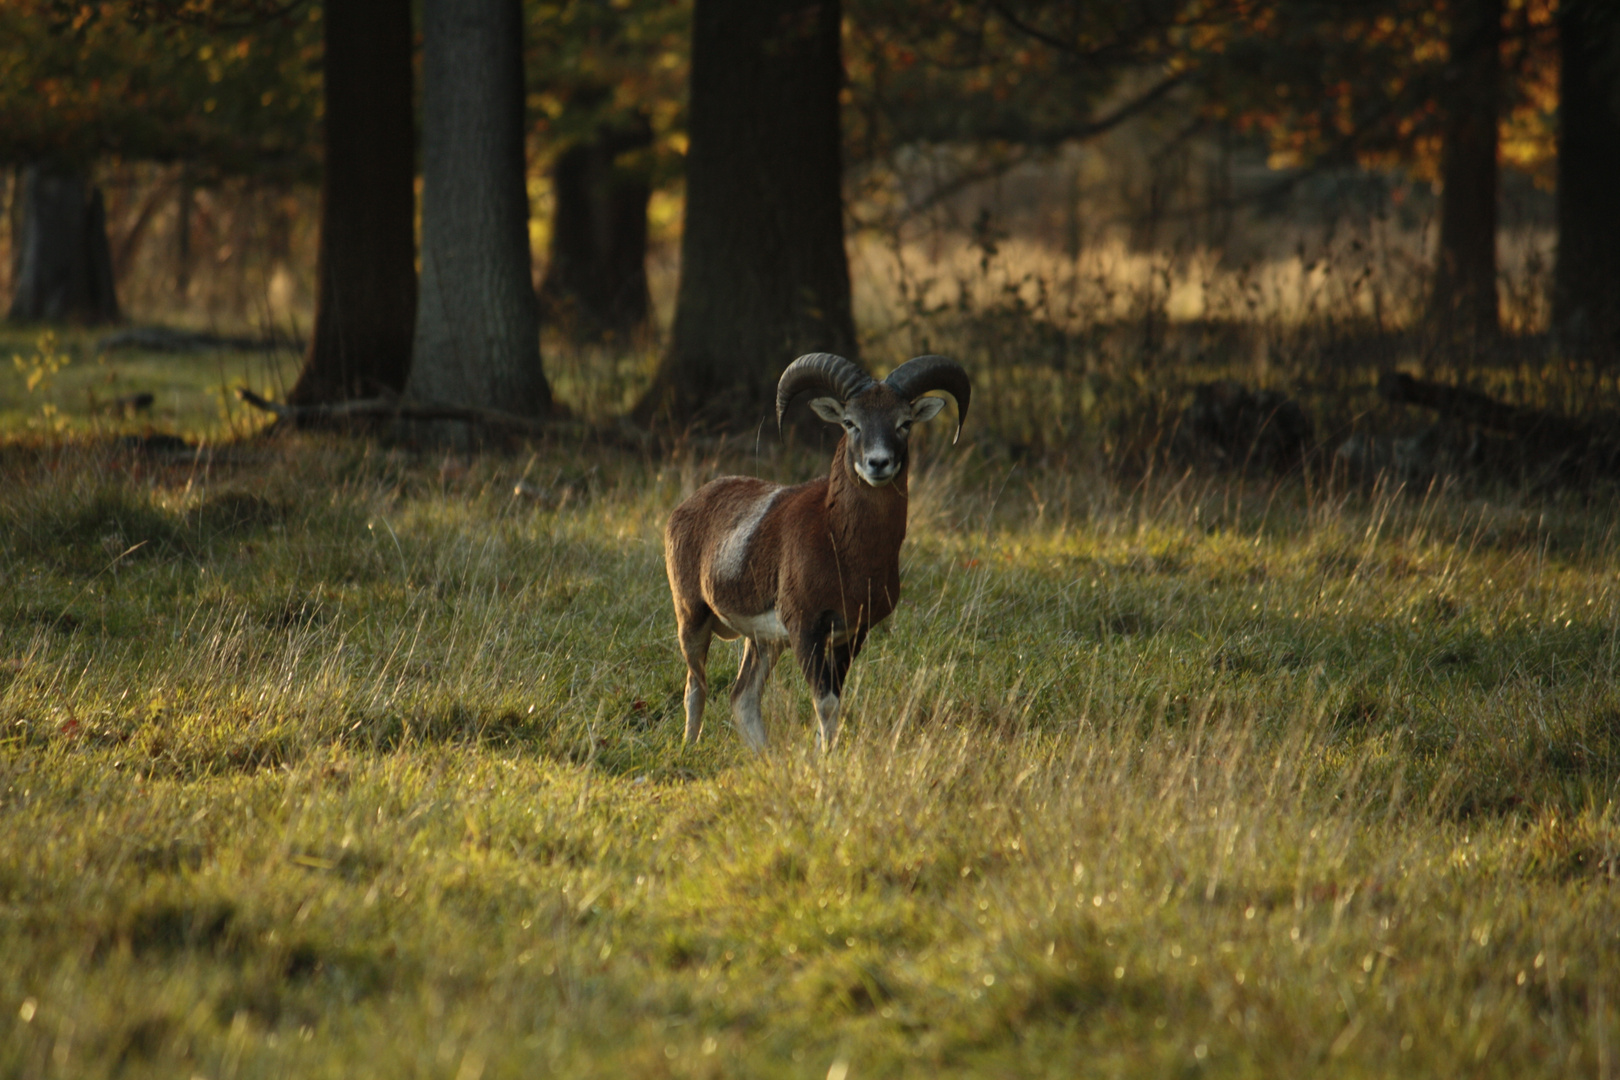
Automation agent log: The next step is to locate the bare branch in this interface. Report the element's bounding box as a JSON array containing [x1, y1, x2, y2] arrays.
[[851, 69, 1190, 231], [984, 1, 1178, 67]]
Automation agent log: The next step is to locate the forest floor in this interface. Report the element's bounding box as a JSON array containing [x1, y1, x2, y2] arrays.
[[1, 330, 1618, 1077]]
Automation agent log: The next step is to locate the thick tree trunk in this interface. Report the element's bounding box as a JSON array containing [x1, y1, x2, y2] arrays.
[[538, 115, 653, 342], [1553, 2, 1620, 359], [1431, 0, 1502, 343], [633, 0, 856, 429], [287, 0, 417, 406], [408, 0, 551, 419], [8, 164, 120, 325]]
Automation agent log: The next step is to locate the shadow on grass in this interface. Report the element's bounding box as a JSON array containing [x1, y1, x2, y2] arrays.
[[82, 894, 405, 1030]]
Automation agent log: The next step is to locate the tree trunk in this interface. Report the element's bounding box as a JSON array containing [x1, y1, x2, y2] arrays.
[[8, 164, 120, 325], [1553, 1, 1620, 360], [538, 114, 653, 342], [408, 0, 551, 421], [1431, 0, 1502, 343], [286, 0, 417, 406], [175, 170, 194, 298], [633, 0, 856, 429]]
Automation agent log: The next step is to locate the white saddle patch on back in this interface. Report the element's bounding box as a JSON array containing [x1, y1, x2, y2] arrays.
[[713, 486, 782, 585], [718, 608, 790, 643]]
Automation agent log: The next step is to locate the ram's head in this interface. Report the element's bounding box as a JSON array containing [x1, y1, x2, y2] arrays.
[[777, 353, 972, 487]]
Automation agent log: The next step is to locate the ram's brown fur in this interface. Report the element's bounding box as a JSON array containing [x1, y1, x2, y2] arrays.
[[663, 355, 967, 752]]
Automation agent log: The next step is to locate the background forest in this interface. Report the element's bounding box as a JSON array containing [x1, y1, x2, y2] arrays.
[[4, 2, 1620, 1078], [1, 0, 1612, 431]]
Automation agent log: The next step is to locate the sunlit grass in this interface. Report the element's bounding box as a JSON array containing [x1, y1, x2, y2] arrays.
[[2, 149, 1608, 1073], [2, 424, 1617, 1076]]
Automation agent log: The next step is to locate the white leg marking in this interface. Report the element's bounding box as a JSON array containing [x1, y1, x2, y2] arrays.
[[732, 640, 775, 752], [735, 696, 767, 751], [814, 692, 841, 754], [683, 679, 705, 745]]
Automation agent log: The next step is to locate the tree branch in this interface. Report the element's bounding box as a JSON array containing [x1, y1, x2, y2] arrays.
[[984, 1, 1178, 67], [850, 69, 1191, 231], [1062, 70, 1191, 143], [120, 0, 313, 30]]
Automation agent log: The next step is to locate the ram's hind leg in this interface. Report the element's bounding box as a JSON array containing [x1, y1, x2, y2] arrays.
[[676, 607, 715, 746], [730, 638, 782, 752]]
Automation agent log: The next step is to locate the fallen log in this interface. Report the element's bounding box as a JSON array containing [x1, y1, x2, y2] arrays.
[[98, 326, 303, 354], [1377, 372, 1560, 439], [236, 386, 551, 437], [1376, 371, 1619, 474], [234, 387, 663, 453]]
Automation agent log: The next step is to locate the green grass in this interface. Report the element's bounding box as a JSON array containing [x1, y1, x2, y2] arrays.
[[1, 326, 300, 439], [2, 387, 1619, 1076]]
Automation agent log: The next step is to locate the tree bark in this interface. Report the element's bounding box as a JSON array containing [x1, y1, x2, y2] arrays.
[[408, 0, 551, 421], [286, 0, 417, 406], [633, 0, 856, 429], [7, 164, 120, 325], [175, 170, 194, 298], [1431, 0, 1502, 343], [538, 114, 653, 342], [1553, 1, 1620, 359]]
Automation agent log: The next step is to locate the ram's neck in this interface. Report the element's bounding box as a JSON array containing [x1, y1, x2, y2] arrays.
[[825, 439, 909, 556]]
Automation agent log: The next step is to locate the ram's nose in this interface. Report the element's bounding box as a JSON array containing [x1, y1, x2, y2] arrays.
[[860, 453, 898, 485]]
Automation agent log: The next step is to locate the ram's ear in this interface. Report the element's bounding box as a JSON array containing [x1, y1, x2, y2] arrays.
[[808, 397, 845, 424], [910, 396, 948, 423]]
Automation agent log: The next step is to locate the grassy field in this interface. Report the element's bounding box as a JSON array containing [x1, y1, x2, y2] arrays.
[[2, 333, 1619, 1077]]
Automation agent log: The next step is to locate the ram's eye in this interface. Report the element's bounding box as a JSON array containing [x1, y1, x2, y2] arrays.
[[897, 422, 911, 435], [843, 419, 858, 432]]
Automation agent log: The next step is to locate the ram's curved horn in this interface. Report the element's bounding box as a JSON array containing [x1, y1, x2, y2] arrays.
[[884, 354, 971, 443], [775, 353, 875, 429]]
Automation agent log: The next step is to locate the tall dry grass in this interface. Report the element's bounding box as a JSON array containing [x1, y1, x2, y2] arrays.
[[1, 425, 1616, 1075]]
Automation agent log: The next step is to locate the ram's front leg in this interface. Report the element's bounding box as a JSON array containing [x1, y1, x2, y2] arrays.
[[794, 615, 860, 753]]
